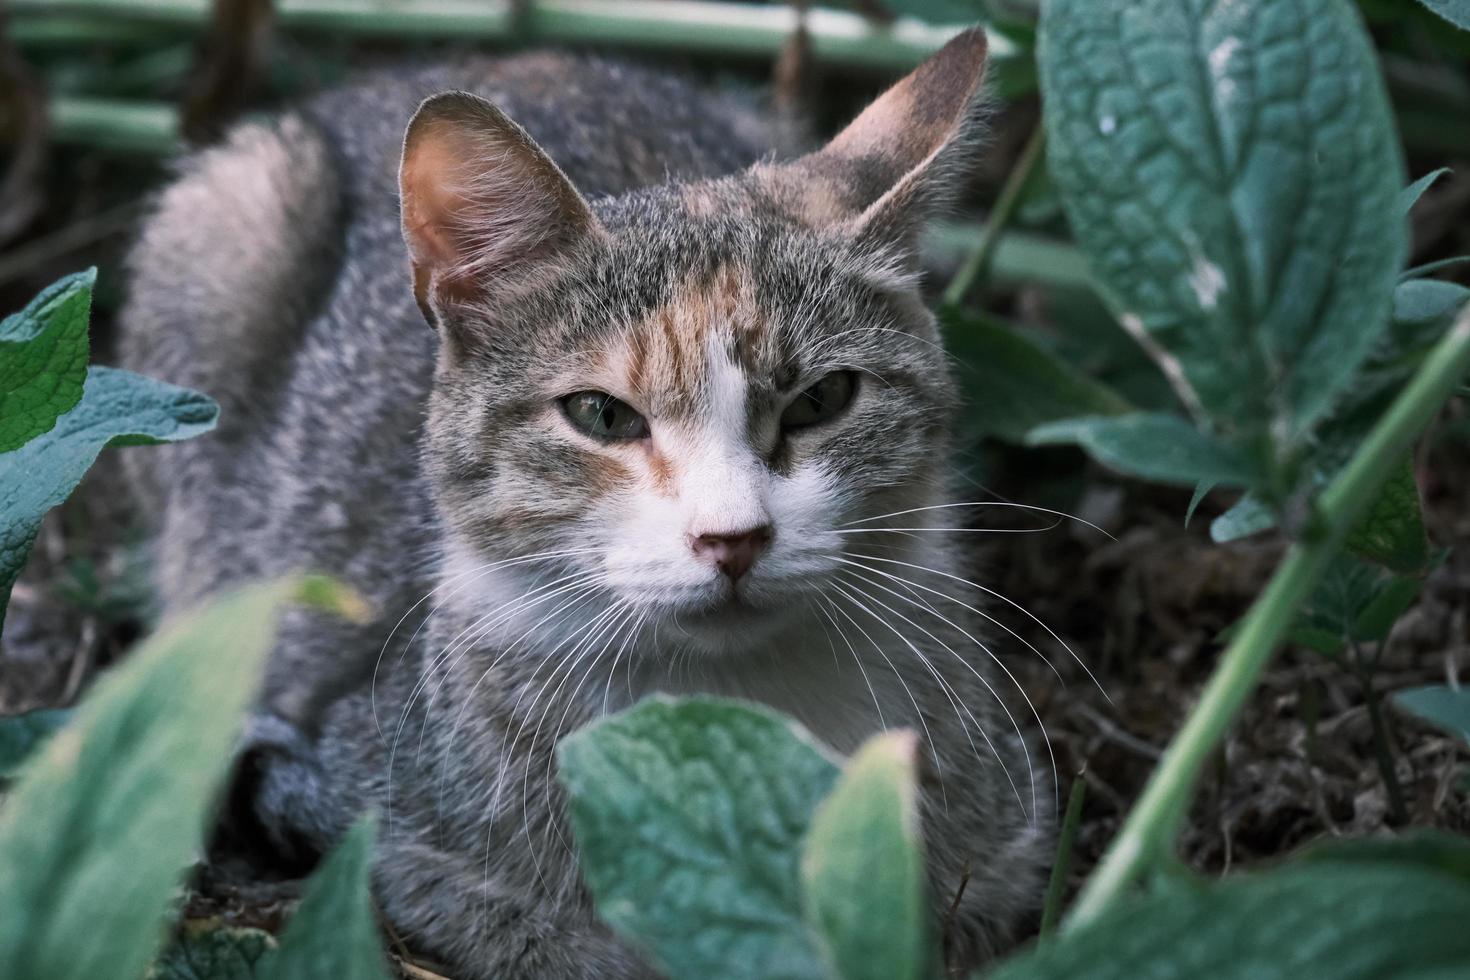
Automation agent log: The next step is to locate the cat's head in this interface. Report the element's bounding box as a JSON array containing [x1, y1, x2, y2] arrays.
[[400, 31, 988, 657]]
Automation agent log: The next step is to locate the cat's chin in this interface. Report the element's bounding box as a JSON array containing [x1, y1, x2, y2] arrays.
[[657, 589, 802, 657]]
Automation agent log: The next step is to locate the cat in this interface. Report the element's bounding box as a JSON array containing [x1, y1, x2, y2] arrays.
[[120, 30, 1048, 979]]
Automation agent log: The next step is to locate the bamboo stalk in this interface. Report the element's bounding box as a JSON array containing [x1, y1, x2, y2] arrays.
[[50, 95, 180, 153], [11, 0, 1016, 71]]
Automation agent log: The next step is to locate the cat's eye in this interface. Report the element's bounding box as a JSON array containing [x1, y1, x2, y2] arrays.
[[781, 371, 857, 431], [560, 391, 650, 441]]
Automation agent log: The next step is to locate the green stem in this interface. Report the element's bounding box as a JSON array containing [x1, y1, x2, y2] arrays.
[[942, 124, 1045, 308], [1039, 774, 1086, 936], [11, 0, 1017, 71], [1065, 306, 1470, 930]]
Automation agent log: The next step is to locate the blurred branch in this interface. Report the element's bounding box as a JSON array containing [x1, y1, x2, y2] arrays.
[[0, 13, 50, 245], [180, 0, 274, 141], [942, 121, 1045, 308], [50, 95, 178, 152], [10, 0, 1017, 71]]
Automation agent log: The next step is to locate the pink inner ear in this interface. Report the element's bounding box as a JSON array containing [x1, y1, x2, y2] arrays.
[[402, 131, 477, 270], [399, 95, 602, 319], [754, 28, 989, 233]]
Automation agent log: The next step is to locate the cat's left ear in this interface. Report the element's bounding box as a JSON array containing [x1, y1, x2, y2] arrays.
[[399, 91, 604, 339], [759, 28, 989, 250]]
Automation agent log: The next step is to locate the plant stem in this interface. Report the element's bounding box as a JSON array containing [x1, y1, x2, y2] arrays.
[[942, 124, 1045, 308], [1039, 774, 1086, 936], [1065, 306, 1470, 931], [11, 0, 1017, 71], [1352, 641, 1408, 825], [50, 95, 180, 153]]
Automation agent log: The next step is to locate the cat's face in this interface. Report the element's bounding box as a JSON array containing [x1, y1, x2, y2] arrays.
[[402, 30, 988, 658], [425, 200, 955, 654]]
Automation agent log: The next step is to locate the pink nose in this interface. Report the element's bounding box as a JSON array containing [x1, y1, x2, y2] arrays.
[[690, 525, 772, 581]]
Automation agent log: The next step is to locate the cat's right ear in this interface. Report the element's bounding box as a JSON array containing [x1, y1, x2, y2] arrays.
[[399, 91, 603, 344]]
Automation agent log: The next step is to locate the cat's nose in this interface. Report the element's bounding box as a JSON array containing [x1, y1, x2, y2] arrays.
[[689, 525, 773, 581]]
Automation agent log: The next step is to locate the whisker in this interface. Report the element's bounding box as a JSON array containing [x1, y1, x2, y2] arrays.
[[838, 564, 1056, 820], [832, 521, 1063, 534], [857, 553, 1111, 704], [371, 547, 603, 739], [811, 595, 887, 731], [838, 553, 1064, 685], [840, 501, 1115, 540], [823, 582, 954, 810], [831, 576, 1030, 822], [385, 569, 600, 835]]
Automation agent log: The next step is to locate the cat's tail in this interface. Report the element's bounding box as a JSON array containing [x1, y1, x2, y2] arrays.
[[118, 113, 343, 508]]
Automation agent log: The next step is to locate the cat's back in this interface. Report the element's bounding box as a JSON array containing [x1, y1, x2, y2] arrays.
[[120, 52, 776, 607]]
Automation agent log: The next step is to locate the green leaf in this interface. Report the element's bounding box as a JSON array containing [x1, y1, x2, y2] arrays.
[[259, 816, 390, 980], [1026, 413, 1259, 487], [1393, 685, 1470, 745], [1416, 0, 1470, 30], [0, 708, 71, 778], [0, 269, 94, 454], [1341, 458, 1429, 574], [943, 312, 1132, 444], [0, 365, 217, 630], [991, 851, 1470, 979], [1393, 279, 1470, 324], [1183, 480, 1215, 527], [1396, 168, 1451, 216], [1210, 492, 1274, 543], [558, 697, 840, 980], [0, 577, 348, 980], [801, 731, 929, 980], [1352, 574, 1424, 642], [148, 925, 276, 980], [1299, 830, 1470, 882], [1039, 0, 1405, 447]]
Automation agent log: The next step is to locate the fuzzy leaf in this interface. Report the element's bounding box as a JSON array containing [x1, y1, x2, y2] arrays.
[[0, 269, 94, 454], [1416, 0, 1470, 30], [944, 312, 1131, 444], [1341, 459, 1429, 574], [0, 577, 351, 980], [148, 925, 276, 980], [0, 708, 71, 778], [1396, 168, 1451, 215], [1210, 492, 1274, 543], [1039, 0, 1405, 451], [801, 731, 929, 980], [1394, 685, 1470, 745], [0, 365, 217, 630], [992, 844, 1470, 979], [1027, 413, 1259, 487], [558, 697, 840, 980], [1393, 279, 1470, 324], [259, 816, 390, 980]]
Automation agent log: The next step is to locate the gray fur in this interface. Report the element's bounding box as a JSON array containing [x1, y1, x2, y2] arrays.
[[121, 44, 1046, 980]]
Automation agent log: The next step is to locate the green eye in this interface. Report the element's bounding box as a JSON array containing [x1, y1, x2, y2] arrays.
[[561, 391, 650, 441], [781, 371, 856, 430]]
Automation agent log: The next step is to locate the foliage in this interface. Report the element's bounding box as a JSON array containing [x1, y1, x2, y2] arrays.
[[558, 698, 841, 979], [0, 269, 92, 454], [0, 707, 71, 778], [255, 816, 392, 980], [0, 271, 218, 630], [944, 310, 1131, 444], [5, 1, 1470, 978], [1394, 685, 1470, 745], [0, 577, 362, 980], [800, 733, 930, 980], [992, 836, 1470, 979], [1416, 0, 1470, 31], [1037, 0, 1405, 501]]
